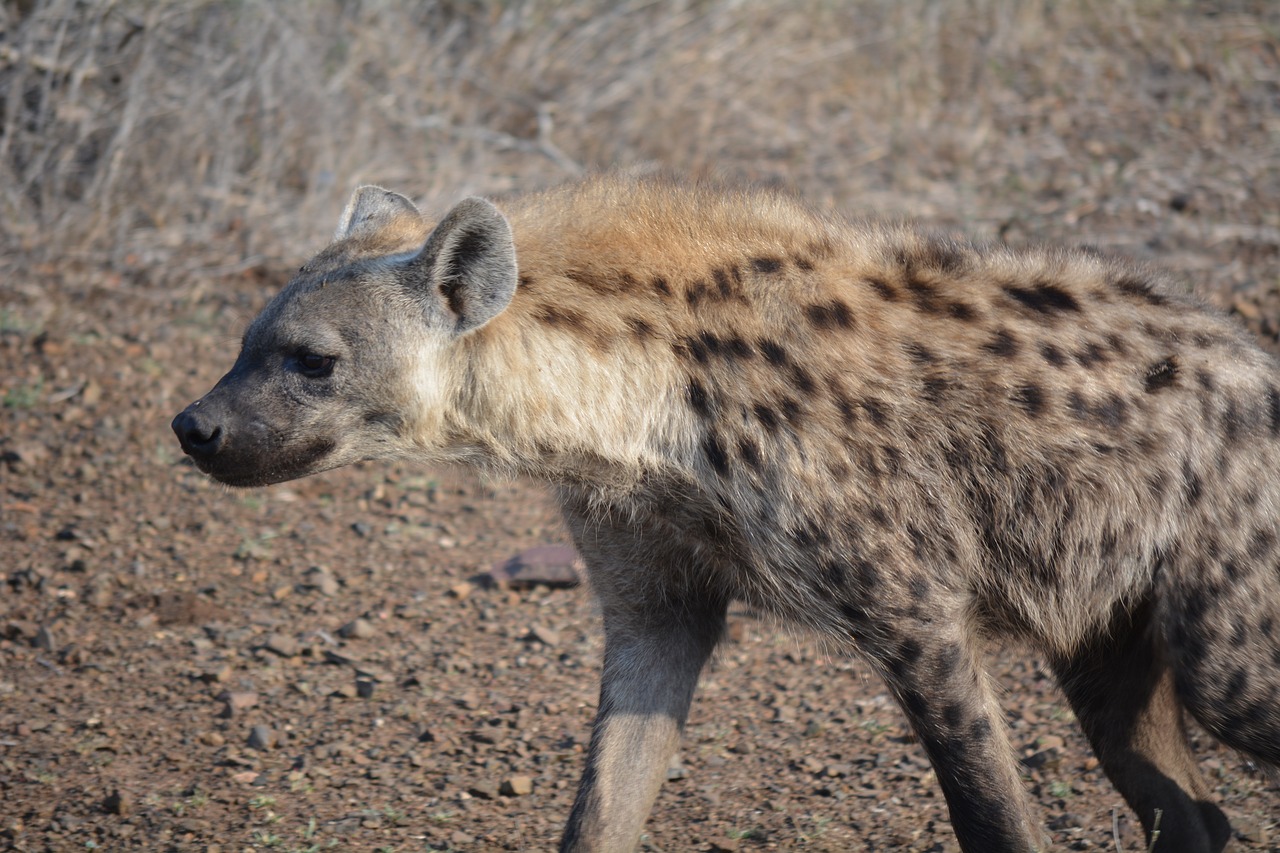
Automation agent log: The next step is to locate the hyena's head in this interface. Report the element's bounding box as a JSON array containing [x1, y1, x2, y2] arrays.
[[172, 187, 516, 487]]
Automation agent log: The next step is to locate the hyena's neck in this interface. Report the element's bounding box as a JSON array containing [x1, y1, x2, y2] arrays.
[[441, 303, 695, 490]]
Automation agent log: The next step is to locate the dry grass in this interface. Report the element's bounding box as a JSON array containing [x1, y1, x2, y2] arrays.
[[0, 0, 1276, 278]]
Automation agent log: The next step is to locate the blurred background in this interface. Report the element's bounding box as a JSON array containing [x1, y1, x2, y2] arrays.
[[2, 0, 1276, 276]]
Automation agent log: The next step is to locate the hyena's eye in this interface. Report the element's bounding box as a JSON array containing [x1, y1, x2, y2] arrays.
[[295, 351, 336, 378]]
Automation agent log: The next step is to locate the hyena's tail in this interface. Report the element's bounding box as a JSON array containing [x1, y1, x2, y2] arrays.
[[1164, 560, 1280, 769]]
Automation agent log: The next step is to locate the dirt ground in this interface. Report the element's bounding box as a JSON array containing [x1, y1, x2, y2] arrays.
[[4, 3, 1280, 852]]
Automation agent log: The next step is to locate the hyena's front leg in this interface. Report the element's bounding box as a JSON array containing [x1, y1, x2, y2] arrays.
[[559, 563, 726, 853]]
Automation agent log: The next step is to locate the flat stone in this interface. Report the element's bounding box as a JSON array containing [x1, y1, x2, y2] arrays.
[[261, 634, 300, 657], [337, 618, 375, 640], [526, 624, 560, 646], [486, 545, 582, 589], [500, 775, 533, 796], [246, 725, 276, 750], [103, 789, 131, 816], [467, 780, 499, 800]]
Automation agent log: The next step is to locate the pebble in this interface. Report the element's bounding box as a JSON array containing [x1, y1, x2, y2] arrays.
[[467, 780, 499, 800], [355, 679, 376, 699], [304, 566, 340, 596], [500, 775, 534, 796], [527, 624, 560, 646], [246, 725, 277, 750], [338, 618, 376, 640], [486, 545, 582, 588], [261, 634, 300, 657], [217, 691, 258, 717], [102, 789, 131, 816]]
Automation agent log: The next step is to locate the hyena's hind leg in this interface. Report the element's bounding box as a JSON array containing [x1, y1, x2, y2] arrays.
[[855, 608, 1046, 852], [1051, 596, 1231, 853], [1165, 549, 1280, 768]]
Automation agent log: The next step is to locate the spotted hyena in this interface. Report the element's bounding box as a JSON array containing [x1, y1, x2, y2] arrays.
[[172, 176, 1280, 852]]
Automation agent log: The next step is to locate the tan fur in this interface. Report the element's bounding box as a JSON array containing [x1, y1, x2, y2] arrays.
[[175, 175, 1280, 853]]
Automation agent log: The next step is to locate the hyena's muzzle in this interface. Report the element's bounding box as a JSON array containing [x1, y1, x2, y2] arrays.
[[171, 365, 338, 489]]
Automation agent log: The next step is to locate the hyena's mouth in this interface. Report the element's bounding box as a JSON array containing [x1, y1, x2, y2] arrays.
[[194, 437, 338, 489]]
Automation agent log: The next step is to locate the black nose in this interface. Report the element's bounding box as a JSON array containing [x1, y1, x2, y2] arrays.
[[172, 405, 224, 459]]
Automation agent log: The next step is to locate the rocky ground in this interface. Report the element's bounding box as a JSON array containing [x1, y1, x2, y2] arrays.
[[4, 219, 1280, 852]]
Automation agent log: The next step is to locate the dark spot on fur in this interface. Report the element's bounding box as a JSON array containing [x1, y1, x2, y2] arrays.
[[1196, 369, 1215, 392], [943, 702, 964, 729], [1067, 391, 1089, 421], [687, 379, 712, 419], [922, 377, 952, 404], [751, 256, 783, 274], [909, 576, 931, 601], [1012, 384, 1046, 417], [789, 365, 817, 395], [780, 398, 804, 426], [702, 432, 730, 476], [712, 267, 735, 298], [869, 507, 891, 528], [1183, 459, 1204, 506], [517, 273, 536, 290], [982, 329, 1020, 358], [738, 438, 762, 471], [535, 306, 590, 333], [651, 276, 672, 298], [920, 239, 967, 274], [1223, 397, 1247, 443], [758, 339, 789, 366], [889, 639, 924, 679], [1040, 343, 1067, 367], [626, 316, 656, 341], [724, 336, 754, 360], [686, 280, 709, 307], [948, 301, 977, 321], [1074, 342, 1107, 369], [867, 277, 898, 301], [1114, 274, 1168, 306], [1144, 358, 1179, 392], [860, 398, 888, 426], [794, 255, 814, 271], [969, 717, 992, 741], [1269, 387, 1280, 435], [1003, 282, 1081, 316], [754, 404, 779, 433], [936, 644, 961, 680], [1094, 394, 1128, 429], [906, 342, 937, 364], [805, 300, 856, 331]]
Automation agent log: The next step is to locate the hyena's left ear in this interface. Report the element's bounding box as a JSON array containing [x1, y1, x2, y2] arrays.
[[405, 197, 517, 335]]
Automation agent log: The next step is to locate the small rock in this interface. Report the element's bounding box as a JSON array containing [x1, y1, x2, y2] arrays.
[[500, 775, 534, 796], [200, 664, 233, 684], [33, 625, 56, 652], [103, 789, 132, 816], [467, 780, 499, 800], [247, 725, 277, 750], [448, 581, 474, 600], [261, 634, 300, 657], [200, 731, 225, 747], [526, 624, 560, 646], [217, 691, 258, 717], [486, 545, 583, 589], [303, 566, 340, 596], [338, 618, 375, 640], [332, 683, 358, 699], [355, 679, 376, 699]]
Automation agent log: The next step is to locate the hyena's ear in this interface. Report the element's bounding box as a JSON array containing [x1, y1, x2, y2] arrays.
[[335, 186, 421, 241], [405, 197, 517, 335]]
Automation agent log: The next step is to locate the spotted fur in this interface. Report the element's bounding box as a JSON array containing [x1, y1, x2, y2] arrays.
[[173, 176, 1280, 853]]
